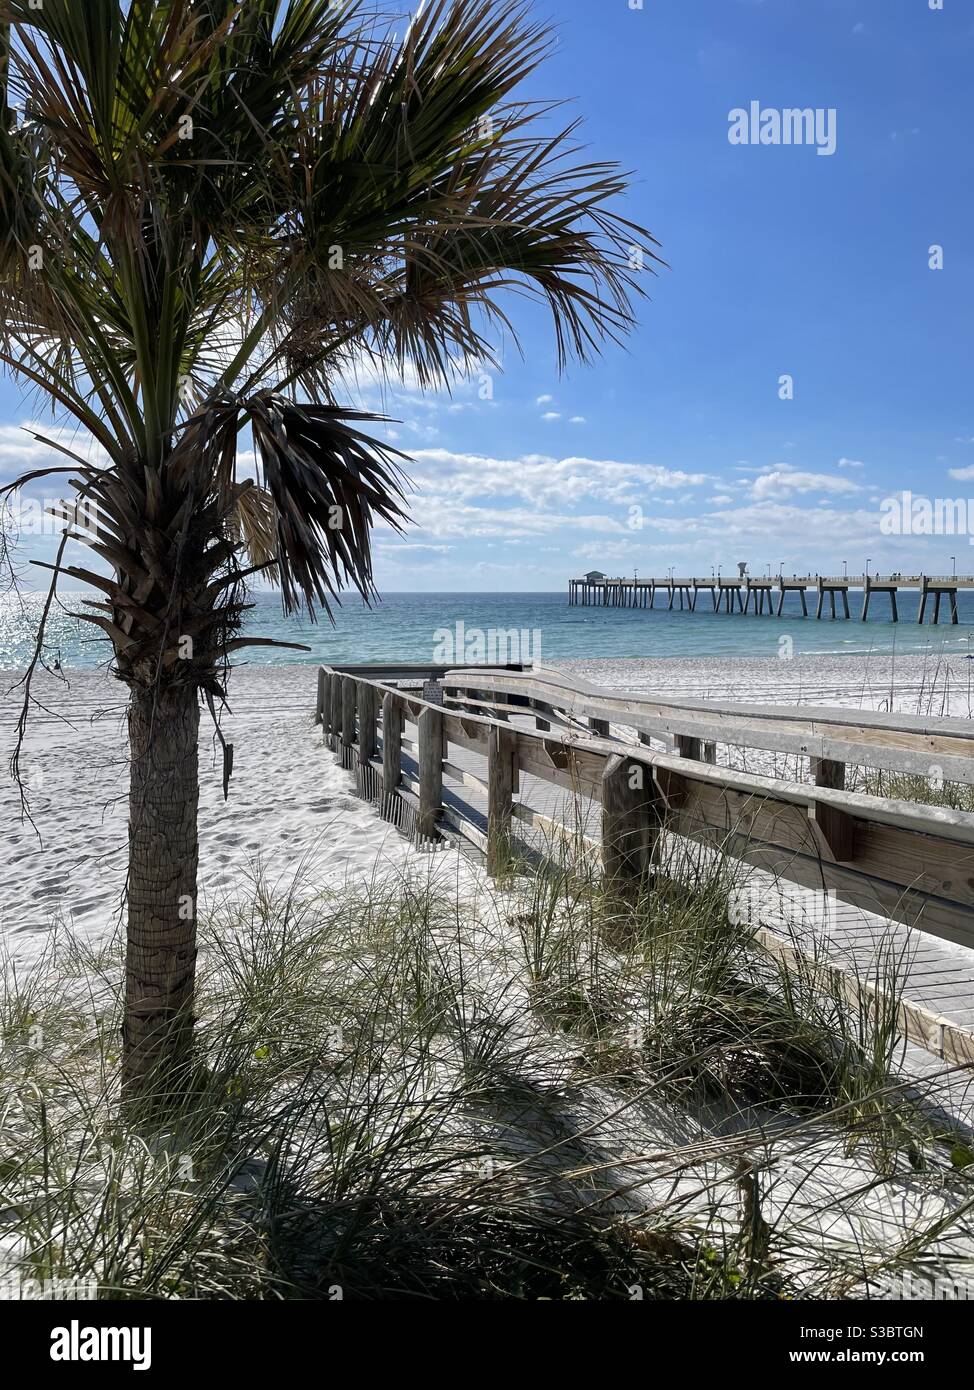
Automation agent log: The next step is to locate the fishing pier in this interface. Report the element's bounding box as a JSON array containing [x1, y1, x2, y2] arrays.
[[568, 571, 973, 624]]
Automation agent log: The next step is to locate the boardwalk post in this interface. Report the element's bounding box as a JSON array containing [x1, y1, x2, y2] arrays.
[[602, 754, 657, 894], [319, 670, 330, 742], [675, 734, 715, 763], [417, 707, 444, 842], [355, 682, 378, 798], [381, 692, 403, 821], [341, 675, 357, 767], [811, 756, 846, 791], [357, 682, 377, 763], [329, 674, 342, 752], [487, 725, 516, 876]]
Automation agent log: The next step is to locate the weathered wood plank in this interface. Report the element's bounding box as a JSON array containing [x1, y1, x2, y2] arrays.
[[329, 673, 342, 752], [755, 927, 974, 1069], [512, 801, 601, 853], [341, 675, 357, 752], [315, 667, 326, 726], [418, 707, 444, 842], [487, 725, 516, 875], [812, 756, 846, 790], [381, 692, 403, 819], [442, 759, 489, 798], [444, 667, 974, 782], [441, 804, 489, 853], [357, 681, 378, 765], [516, 736, 605, 800], [602, 754, 659, 891]]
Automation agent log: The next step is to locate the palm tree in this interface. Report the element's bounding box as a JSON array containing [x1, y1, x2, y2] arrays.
[[0, 0, 655, 1104]]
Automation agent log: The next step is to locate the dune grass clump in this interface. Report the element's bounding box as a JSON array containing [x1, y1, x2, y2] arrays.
[[503, 831, 924, 1141], [1, 843, 973, 1300], [854, 768, 974, 813], [0, 886, 714, 1300]]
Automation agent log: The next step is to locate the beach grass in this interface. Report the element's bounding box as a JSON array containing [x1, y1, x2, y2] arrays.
[[2, 829, 974, 1301]]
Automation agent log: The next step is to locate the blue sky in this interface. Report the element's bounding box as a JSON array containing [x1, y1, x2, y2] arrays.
[[3, 0, 974, 591]]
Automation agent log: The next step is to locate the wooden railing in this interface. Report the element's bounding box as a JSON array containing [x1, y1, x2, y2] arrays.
[[440, 665, 974, 787], [316, 663, 974, 953], [315, 662, 974, 1069]]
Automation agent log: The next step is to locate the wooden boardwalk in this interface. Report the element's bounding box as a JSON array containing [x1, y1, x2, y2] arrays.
[[411, 712, 974, 1124], [318, 662, 974, 1122]]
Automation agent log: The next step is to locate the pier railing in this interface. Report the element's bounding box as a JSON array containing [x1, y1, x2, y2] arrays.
[[316, 663, 974, 964], [568, 572, 971, 622]]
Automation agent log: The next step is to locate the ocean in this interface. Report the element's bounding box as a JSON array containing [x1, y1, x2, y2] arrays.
[[3, 588, 974, 672]]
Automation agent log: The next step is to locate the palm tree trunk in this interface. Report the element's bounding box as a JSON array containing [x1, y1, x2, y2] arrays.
[[123, 683, 200, 1102]]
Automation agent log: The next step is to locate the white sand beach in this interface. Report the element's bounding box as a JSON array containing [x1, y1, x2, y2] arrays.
[[2, 652, 972, 969], [0, 663, 422, 968]]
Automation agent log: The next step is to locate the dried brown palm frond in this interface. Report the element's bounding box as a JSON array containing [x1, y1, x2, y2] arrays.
[[229, 483, 278, 584]]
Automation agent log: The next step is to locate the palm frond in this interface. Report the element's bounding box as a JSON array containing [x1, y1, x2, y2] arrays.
[[0, 0, 653, 669], [229, 481, 278, 582], [244, 392, 410, 616]]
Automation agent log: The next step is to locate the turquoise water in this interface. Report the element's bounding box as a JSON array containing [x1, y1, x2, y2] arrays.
[[2, 589, 974, 670]]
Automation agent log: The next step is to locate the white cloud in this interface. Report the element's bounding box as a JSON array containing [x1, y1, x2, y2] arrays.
[[405, 419, 440, 442], [536, 394, 554, 406], [639, 500, 880, 545], [542, 411, 561, 421], [570, 416, 587, 425], [376, 542, 451, 556], [573, 539, 642, 563], [949, 465, 974, 481], [837, 457, 864, 469], [748, 464, 862, 501], [410, 498, 630, 541], [409, 449, 712, 512], [0, 421, 108, 485]]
